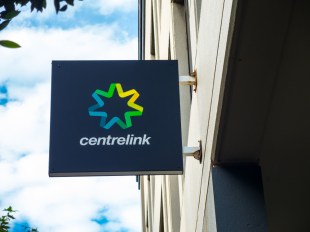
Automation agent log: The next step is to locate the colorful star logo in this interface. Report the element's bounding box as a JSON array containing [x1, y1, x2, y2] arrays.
[[88, 83, 143, 129]]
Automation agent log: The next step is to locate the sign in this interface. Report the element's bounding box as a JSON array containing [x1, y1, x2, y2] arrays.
[[49, 60, 183, 176]]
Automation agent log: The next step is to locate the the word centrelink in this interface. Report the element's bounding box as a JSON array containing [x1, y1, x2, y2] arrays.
[[80, 134, 151, 146]]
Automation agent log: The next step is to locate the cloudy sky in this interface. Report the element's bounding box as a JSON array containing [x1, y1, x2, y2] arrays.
[[0, 1, 141, 231]]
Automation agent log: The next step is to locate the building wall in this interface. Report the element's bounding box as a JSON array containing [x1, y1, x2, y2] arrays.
[[140, 0, 237, 231], [140, 0, 310, 231]]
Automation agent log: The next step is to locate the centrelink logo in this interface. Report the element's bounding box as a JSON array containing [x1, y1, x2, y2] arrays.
[[79, 83, 151, 146], [88, 83, 143, 129]]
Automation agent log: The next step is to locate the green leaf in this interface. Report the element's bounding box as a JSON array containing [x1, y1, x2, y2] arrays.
[[2, 10, 20, 20], [3, 207, 11, 212], [16, 0, 29, 7], [7, 215, 15, 220], [43, 0, 47, 9], [0, 40, 21, 48], [0, 20, 10, 31], [0, 10, 7, 18], [59, 5, 68, 12], [54, 0, 60, 13], [66, 0, 74, 6], [3, 2, 15, 12], [4, 206, 13, 212]]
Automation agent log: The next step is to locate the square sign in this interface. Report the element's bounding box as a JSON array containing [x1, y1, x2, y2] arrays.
[[49, 60, 183, 176]]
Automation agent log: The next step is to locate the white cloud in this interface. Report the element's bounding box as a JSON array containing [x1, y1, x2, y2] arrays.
[[0, 25, 137, 85], [0, 83, 50, 159], [10, 0, 137, 25], [0, 153, 141, 231], [93, 0, 137, 15], [0, 21, 140, 232]]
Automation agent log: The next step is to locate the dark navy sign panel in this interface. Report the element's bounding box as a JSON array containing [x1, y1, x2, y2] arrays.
[[49, 60, 183, 176]]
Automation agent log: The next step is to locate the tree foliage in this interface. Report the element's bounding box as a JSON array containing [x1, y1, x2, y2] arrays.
[[0, 0, 81, 48], [0, 207, 38, 232]]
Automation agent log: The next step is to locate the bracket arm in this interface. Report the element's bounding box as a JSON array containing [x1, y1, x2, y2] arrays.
[[179, 70, 197, 92], [183, 140, 202, 163]]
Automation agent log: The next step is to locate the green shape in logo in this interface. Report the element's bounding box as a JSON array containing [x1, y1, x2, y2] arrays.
[[88, 83, 143, 129]]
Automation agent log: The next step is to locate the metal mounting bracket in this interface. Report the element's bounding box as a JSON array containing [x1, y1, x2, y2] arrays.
[[183, 140, 202, 163], [179, 70, 197, 92]]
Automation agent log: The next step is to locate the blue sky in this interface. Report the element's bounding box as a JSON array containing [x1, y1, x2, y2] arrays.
[[0, 1, 141, 231], [0, 85, 8, 105], [13, 2, 138, 37]]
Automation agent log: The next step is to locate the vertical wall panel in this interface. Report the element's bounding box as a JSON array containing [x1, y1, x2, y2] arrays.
[[212, 165, 268, 232]]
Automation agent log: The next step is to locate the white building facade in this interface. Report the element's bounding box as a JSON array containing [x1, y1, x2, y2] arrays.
[[138, 0, 310, 231]]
